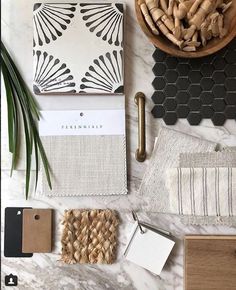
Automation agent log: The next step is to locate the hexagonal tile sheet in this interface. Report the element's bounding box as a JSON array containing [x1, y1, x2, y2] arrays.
[[151, 39, 236, 126]]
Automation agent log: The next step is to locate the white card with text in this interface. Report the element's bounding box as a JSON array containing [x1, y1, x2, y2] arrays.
[[39, 110, 125, 136]]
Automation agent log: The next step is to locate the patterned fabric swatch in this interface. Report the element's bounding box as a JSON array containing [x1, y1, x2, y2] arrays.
[[166, 168, 236, 217]]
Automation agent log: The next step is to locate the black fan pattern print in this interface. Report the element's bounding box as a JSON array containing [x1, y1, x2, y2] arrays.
[[33, 3, 77, 47], [33, 3, 124, 94], [33, 50, 76, 94], [80, 3, 123, 47], [80, 50, 124, 93]]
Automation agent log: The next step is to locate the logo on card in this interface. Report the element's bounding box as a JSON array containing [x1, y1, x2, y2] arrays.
[[5, 274, 18, 286], [61, 124, 103, 130]]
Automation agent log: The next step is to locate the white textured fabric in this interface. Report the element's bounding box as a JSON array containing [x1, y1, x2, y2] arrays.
[[223, 146, 236, 152], [179, 152, 236, 167], [166, 168, 236, 217], [42, 135, 127, 196], [139, 127, 217, 212]]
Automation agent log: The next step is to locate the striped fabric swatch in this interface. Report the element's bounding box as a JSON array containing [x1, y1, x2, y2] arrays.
[[166, 168, 236, 217]]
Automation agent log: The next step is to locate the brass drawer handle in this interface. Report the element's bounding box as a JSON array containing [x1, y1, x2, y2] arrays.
[[135, 92, 146, 162]]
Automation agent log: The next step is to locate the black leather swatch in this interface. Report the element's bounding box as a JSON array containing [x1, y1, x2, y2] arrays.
[[4, 207, 33, 258]]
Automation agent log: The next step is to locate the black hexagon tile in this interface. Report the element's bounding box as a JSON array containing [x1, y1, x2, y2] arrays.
[[163, 112, 177, 125], [226, 93, 236, 105], [200, 92, 214, 104], [200, 106, 214, 118], [225, 106, 236, 119], [163, 98, 177, 111], [176, 91, 190, 104], [187, 112, 202, 125], [151, 91, 165, 104], [151, 105, 165, 118], [151, 39, 236, 125], [211, 113, 226, 126], [177, 105, 190, 118], [164, 70, 178, 83], [188, 85, 202, 97], [153, 63, 166, 76]]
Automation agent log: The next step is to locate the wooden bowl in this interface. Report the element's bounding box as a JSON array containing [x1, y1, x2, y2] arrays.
[[135, 0, 236, 58]]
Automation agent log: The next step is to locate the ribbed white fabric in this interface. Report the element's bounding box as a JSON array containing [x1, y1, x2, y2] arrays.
[[41, 135, 127, 196]]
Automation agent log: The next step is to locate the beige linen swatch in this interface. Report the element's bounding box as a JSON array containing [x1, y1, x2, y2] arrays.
[[42, 135, 127, 196]]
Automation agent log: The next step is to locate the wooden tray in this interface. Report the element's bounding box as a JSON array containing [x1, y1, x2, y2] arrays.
[[135, 0, 236, 58]]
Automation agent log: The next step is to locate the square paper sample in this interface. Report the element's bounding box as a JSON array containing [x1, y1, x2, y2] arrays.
[[124, 222, 175, 275], [33, 3, 124, 94]]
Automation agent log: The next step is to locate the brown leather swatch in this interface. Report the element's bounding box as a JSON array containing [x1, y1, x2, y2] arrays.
[[22, 209, 53, 253]]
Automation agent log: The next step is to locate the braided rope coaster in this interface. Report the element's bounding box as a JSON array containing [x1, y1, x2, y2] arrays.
[[61, 209, 119, 264]]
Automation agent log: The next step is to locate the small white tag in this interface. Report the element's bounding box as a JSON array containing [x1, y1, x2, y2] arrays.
[[124, 222, 175, 275], [39, 110, 125, 136]]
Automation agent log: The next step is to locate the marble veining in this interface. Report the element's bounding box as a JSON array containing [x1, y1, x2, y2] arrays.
[[1, 0, 236, 289]]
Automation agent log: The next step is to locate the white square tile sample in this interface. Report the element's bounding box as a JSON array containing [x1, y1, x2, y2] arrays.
[[33, 3, 124, 94]]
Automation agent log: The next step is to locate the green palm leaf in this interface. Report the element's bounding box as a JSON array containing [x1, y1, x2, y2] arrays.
[[1, 41, 52, 199]]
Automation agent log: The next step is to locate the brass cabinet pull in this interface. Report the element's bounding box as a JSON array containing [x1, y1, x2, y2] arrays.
[[135, 92, 146, 162]]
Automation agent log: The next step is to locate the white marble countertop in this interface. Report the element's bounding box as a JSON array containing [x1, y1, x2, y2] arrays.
[[1, 1, 236, 290]]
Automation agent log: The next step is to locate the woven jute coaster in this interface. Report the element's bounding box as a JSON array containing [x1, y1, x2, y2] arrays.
[[61, 209, 119, 264]]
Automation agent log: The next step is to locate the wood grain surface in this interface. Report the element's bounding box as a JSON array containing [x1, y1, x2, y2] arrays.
[[184, 235, 236, 290]]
